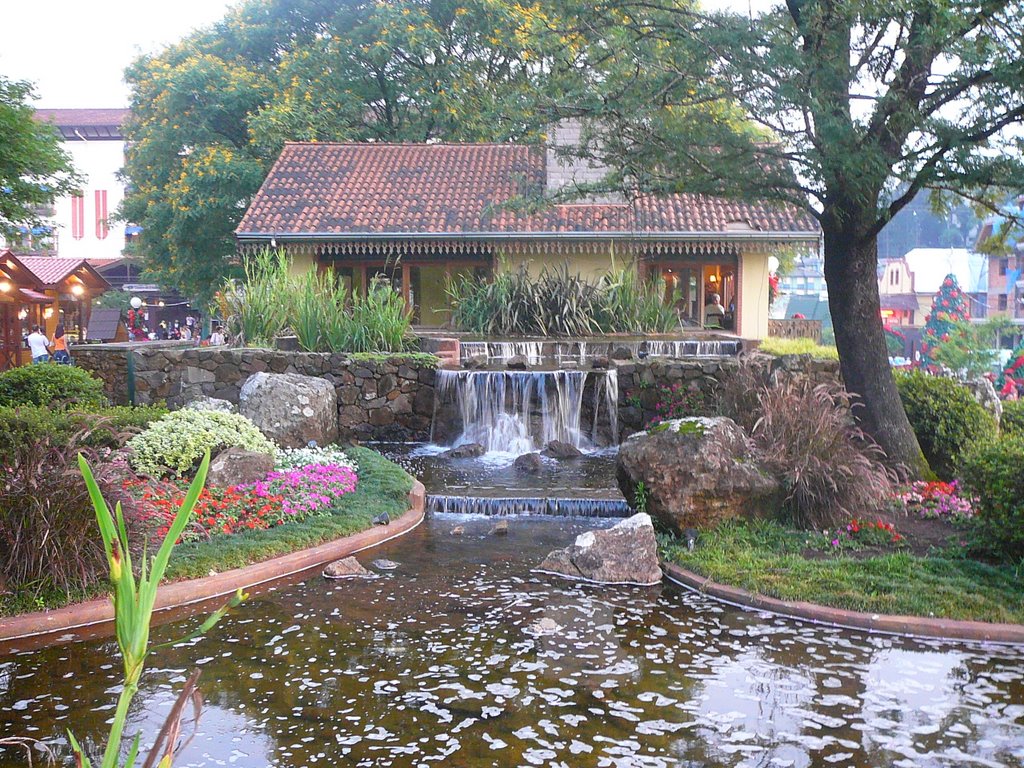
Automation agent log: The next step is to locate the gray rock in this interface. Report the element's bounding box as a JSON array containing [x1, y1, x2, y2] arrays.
[[239, 371, 338, 449], [513, 452, 543, 473], [491, 519, 509, 535], [206, 446, 275, 488], [443, 442, 486, 459], [965, 375, 1002, 425], [591, 356, 610, 370], [616, 417, 780, 535], [372, 558, 400, 571], [506, 355, 531, 370], [183, 395, 236, 414], [542, 440, 583, 459], [323, 556, 373, 579], [463, 355, 488, 369], [372, 512, 390, 526], [610, 346, 634, 361], [537, 513, 662, 585], [451, 525, 465, 536]]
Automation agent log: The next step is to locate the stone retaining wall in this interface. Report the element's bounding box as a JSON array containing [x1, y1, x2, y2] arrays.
[[75, 346, 437, 441]]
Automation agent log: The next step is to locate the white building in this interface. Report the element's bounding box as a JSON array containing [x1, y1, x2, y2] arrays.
[[33, 108, 131, 260]]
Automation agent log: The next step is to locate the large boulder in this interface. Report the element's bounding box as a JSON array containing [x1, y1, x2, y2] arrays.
[[537, 513, 661, 585], [206, 446, 275, 488], [616, 417, 780, 534], [443, 442, 486, 458], [542, 440, 583, 459], [239, 372, 338, 449], [514, 452, 543, 473]]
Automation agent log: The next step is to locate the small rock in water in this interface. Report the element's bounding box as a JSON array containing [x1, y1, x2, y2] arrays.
[[323, 556, 373, 580], [451, 525, 466, 536], [513, 453, 543, 473], [542, 440, 583, 459], [443, 442, 486, 459], [372, 512, 390, 526], [591, 355, 610, 369], [491, 519, 509, 535], [525, 617, 563, 637], [506, 354, 531, 370], [372, 558, 400, 571]]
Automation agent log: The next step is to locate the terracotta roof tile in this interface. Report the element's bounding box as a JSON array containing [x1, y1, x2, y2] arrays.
[[236, 143, 819, 238], [34, 109, 128, 140], [17, 256, 106, 288]]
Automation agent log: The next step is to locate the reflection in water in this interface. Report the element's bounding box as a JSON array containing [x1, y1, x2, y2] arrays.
[[1, 516, 1023, 767]]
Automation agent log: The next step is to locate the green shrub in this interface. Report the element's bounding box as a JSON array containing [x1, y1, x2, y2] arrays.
[[961, 436, 1024, 561], [895, 370, 997, 479], [0, 404, 168, 463], [1001, 400, 1024, 438], [0, 364, 106, 409], [128, 409, 277, 476]]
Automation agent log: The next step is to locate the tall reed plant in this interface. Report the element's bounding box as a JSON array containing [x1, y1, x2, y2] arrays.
[[221, 248, 291, 347], [446, 261, 682, 336], [71, 452, 243, 767]]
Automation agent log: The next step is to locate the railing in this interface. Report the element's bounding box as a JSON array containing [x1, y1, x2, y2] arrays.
[[768, 318, 823, 342]]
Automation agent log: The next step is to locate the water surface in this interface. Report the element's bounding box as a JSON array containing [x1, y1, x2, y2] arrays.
[[2, 516, 1023, 767]]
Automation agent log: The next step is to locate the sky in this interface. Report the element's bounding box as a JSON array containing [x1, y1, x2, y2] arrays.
[[1, 0, 767, 109], [1, 0, 237, 108]]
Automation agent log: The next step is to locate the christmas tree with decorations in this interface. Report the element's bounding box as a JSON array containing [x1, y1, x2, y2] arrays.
[[919, 273, 970, 369]]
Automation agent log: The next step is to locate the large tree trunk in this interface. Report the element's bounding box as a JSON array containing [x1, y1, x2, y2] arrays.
[[822, 222, 929, 479]]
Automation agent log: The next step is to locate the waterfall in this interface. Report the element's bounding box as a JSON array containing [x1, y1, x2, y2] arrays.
[[643, 339, 741, 358], [592, 368, 618, 444], [433, 369, 589, 453], [427, 494, 631, 518], [459, 341, 544, 363]]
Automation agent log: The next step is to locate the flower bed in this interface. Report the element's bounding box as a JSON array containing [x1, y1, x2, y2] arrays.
[[123, 446, 361, 543], [898, 480, 975, 521]]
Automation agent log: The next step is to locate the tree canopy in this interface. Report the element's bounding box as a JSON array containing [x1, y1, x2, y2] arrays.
[[554, 0, 1024, 475], [120, 0, 555, 301], [0, 76, 80, 241]]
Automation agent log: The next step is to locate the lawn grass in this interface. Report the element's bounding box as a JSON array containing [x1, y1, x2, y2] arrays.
[[0, 447, 413, 616], [662, 520, 1024, 624], [758, 337, 839, 360]]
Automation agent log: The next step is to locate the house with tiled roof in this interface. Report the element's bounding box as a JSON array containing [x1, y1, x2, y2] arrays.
[[0, 249, 109, 369], [236, 129, 821, 338]]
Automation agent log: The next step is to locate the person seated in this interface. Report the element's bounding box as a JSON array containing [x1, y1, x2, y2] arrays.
[[703, 293, 726, 328]]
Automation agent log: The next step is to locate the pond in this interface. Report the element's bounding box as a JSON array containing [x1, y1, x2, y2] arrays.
[[2, 514, 1023, 767]]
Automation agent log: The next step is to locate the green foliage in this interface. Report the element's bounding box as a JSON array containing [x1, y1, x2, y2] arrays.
[[446, 262, 680, 336], [960, 436, 1024, 562], [221, 250, 414, 353], [221, 248, 291, 347], [121, 0, 552, 299], [0, 76, 81, 239], [0, 364, 107, 409], [128, 410, 277, 477], [1001, 400, 1024, 438], [348, 352, 440, 368], [895, 370, 997, 480], [661, 520, 1024, 624], [0, 405, 167, 464], [757, 338, 839, 360]]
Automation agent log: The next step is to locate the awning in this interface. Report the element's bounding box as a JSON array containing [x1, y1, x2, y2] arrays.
[[879, 294, 919, 311], [19, 288, 52, 303]]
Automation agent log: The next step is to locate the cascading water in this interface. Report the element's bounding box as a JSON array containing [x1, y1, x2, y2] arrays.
[[592, 367, 618, 444], [432, 369, 592, 454], [426, 494, 630, 517], [459, 341, 545, 363]]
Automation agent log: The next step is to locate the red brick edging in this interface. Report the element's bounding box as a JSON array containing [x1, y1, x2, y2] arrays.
[[662, 561, 1024, 645], [0, 481, 425, 648]]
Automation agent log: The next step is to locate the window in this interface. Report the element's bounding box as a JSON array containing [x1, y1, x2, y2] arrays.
[[1000, 258, 1009, 276], [999, 294, 1008, 311]]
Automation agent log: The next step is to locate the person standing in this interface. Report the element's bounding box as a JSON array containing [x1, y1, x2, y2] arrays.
[[26, 325, 51, 364], [51, 324, 71, 364]]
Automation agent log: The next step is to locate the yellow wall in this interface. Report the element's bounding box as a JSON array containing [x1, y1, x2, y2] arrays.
[[288, 252, 316, 278], [739, 250, 770, 340], [497, 245, 617, 282], [417, 265, 452, 327]]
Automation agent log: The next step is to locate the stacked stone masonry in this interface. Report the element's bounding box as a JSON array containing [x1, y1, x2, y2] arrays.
[[74, 346, 437, 442]]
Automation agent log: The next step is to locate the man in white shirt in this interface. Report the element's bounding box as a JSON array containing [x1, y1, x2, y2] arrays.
[[26, 325, 51, 363]]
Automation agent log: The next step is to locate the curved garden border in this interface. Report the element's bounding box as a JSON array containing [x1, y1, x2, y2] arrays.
[[663, 561, 1024, 645], [659, 561, 1024, 647], [0, 481, 425, 648]]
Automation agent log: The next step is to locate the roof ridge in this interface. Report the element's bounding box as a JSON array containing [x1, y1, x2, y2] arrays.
[[282, 141, 538, 148]]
